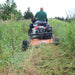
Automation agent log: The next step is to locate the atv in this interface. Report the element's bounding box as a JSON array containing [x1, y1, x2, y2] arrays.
[[22, 22, 59, 51]]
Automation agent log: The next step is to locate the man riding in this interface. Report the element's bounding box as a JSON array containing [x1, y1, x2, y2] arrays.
[[29, 7, 49, 30], [35, 7, 48, 23]]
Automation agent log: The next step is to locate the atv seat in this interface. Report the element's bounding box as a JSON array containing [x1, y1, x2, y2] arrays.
[[37, 23, 48, 27]]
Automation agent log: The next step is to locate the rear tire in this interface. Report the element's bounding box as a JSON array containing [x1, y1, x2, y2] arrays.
[[53, 37, 59, 45], [22, 40, 29, 51], [28, 29, 32, 36]]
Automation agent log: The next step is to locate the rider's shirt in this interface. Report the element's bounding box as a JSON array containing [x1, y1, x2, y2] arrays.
[[35, 10, 47, 21]]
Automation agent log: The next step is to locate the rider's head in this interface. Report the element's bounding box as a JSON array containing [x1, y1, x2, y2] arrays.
[[40, 7, 43, 11]]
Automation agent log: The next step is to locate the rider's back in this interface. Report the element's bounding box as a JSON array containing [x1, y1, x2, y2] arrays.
[[35, 10, 47, 21]]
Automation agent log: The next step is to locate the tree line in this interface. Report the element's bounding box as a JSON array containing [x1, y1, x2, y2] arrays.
[[0, 0, 75, 22], [54, 17, 71, 23], [55, 9, 75, 23], [0, 0, 34, 20]]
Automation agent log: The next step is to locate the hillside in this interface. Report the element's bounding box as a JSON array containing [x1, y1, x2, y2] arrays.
[[0, 19, 75, 75]]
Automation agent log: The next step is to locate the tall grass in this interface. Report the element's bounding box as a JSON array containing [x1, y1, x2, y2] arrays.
[[49, 19, 75, 53], [0, 19, 75, 74], [0, 20, 30, 70]]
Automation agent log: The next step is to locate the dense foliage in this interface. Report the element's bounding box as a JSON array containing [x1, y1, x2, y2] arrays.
[[0, 0, 22, 20], [24, 7, 34, 19]]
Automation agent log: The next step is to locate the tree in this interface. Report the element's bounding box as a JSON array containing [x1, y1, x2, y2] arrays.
[[24, 7, 34, 19], [13, 10, 22, 21], [0, 3, 11, 20], [0, 0, 22, 20]]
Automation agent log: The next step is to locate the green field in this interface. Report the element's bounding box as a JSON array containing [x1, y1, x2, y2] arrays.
[[0, 19, 75, 75]]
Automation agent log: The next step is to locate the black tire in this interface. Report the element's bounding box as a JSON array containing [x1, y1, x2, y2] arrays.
[[22, 40, 29, 51], [53, 37, 59, 46], [28, 29, 32, 36]]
